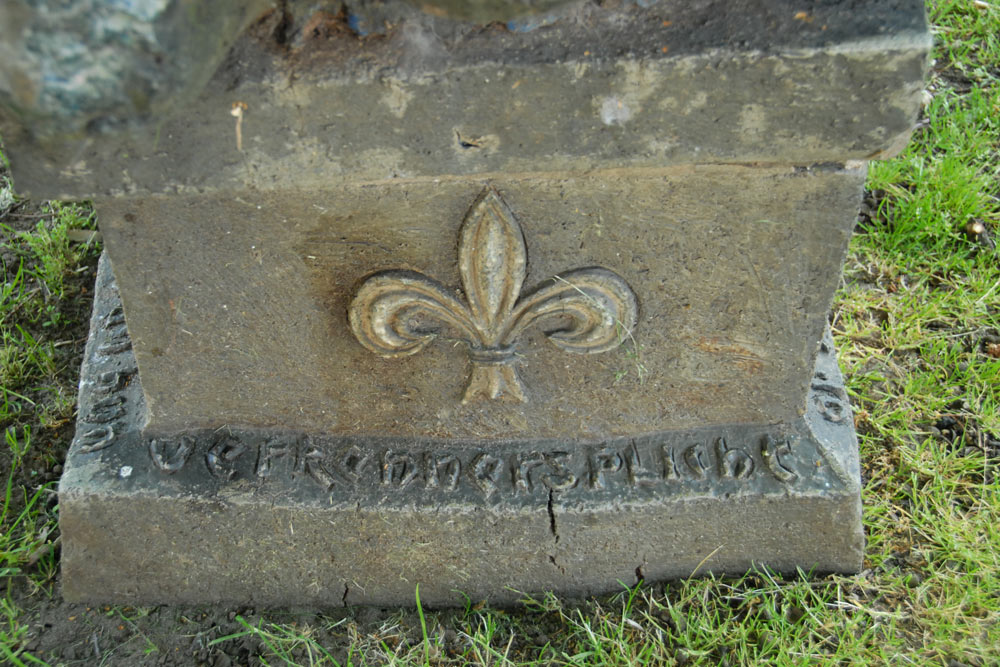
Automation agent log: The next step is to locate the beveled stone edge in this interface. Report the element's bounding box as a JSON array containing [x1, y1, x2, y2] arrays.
[[58, 487, 863, 607], [8, 31, 930, 200]]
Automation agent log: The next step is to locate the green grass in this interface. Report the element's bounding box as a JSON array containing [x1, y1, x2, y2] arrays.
[[0, 428, 58, 583], [0, 427, 58, 667], [0, 195, 98, 429], [1, 0, 998, 664], [210, 616, 349, 665], [0, 141, 99, 666]]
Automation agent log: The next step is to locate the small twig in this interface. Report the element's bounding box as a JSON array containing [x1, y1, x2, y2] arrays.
[[824, 600, 907, 619], [975, 277, 1000, 308], [231, 101, 248, 151], [0, 199, 28, 217], [4, 212, 52, 221], [27, 535, 61, 566], [689, 544, 724, 578], [0, 286, 42, 322], [52, 337, 89, 348]]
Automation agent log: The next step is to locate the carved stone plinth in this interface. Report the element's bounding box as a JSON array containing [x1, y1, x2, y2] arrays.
[[48, 0, 931, 607], [61, 254, 861, 606]]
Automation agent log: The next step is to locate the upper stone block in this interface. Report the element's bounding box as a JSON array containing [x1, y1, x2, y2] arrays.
[[0, 0, 930, 200]]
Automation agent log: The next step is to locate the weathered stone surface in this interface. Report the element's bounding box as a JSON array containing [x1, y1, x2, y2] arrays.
[[2, 0, 929, 200], [95, 166, 863, 439], [402, 0, 580, 23], [60, 254, 862, 606]]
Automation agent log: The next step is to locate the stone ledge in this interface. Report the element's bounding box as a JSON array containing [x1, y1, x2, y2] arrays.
[[3, 0, 929, 199]]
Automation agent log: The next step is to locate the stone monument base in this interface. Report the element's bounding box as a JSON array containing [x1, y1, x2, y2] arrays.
[[59, 254, 862, 607]]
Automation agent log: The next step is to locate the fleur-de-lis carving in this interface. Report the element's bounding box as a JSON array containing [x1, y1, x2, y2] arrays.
[[348, 187, 638, 403]]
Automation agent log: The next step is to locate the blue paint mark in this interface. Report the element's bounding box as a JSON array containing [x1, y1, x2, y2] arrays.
[[347, 13, 368, 36], [506, 13, 559, 33]]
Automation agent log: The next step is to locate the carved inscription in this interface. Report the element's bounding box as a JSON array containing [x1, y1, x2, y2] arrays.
[[348, 187, 639, 403], [96, 306, 132, 357], [471, 453, 504, 497], [662, 445, 682, 481], [683, 442, 710, 479], [78, 424, 117, 454], [425, 453, 461, 491], [716, 437, 755, 479], [811, 373, 849, 424], [84, 394, 126, 424], [257, 437, 295, 478], [810, 335, 853, 427], [588, 447, 623, 490], [148, 430, 803, 499], [77, 301, 138, 454], [296, 445, 336, 490], [760, 434, 798, 483], [541, 452, 577, 491], [206, 436, 248, 480], [625, 443, 659, 488], [381, 450, 421, 488], [149, 436, 195, 473]]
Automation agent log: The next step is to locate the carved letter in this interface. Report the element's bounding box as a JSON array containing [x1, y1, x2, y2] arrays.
[[97, 306, 132, 356], [716, 437, 755, 480], [149, 436, 195, 473], [588, 447, 623, 490], [206, 436, 248, 480], [93, 370, 130, 396], [514, 452, 545, 494], [470, 453, 504, 497], [78, 424, 116, 454], [624, 442, 659, 487], [661, 445, 682, 481], [683, 443, 710, 479], [425, 453, 461, 491], [295, 444, 337, 491], [256, 438, 295, 478], [811, 381, 848, 424], [83, 395, 126, 424], [333, 445, 370, 484], [380, 450, 421, 488], [761, 435, 797, 483], [541, 452, 578, 491]]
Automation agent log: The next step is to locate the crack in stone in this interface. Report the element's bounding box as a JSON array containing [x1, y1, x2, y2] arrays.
[[342, 583, 350, 606], [546, 489, 566, 575], [546, 489, 559, 543], [635, 553, 648, 585]]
